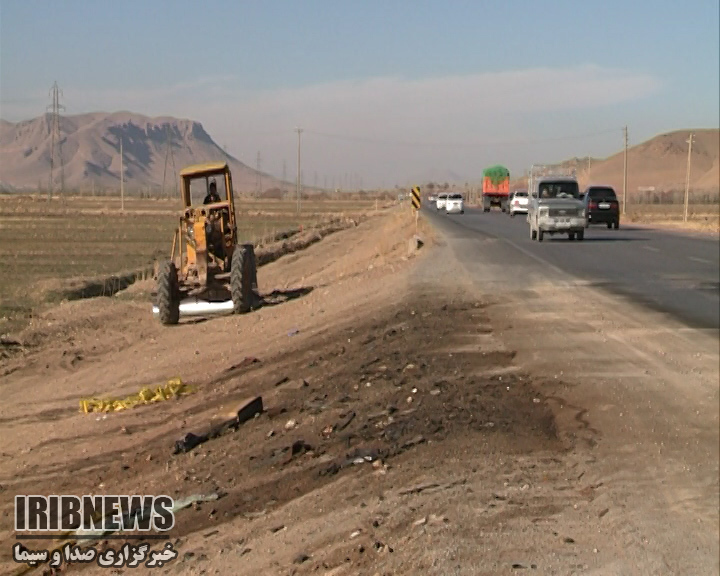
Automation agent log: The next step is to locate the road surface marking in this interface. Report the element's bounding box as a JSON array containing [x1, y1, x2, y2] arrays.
[[643, 246, 659, 252], [689, 256, 711, 264]]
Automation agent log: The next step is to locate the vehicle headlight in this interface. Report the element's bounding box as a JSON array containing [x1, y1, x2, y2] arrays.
[[579, 209, 586, 218]]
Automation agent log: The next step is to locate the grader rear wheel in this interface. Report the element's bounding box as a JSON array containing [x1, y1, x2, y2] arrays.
[[156, 261, 180, 325], [231, 244, 256, 314]]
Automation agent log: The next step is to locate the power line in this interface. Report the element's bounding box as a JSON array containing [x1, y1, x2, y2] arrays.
[[162, 124, 177, 199], [255, 151, 262, 198], [622, 126, 628, 215], [684, 133, 695, 223], [47, 81, 65, 201], [295, 128, 303, 215]]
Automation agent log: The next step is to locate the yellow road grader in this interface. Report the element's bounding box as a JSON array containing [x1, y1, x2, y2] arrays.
[[153, 162, 258, 324]]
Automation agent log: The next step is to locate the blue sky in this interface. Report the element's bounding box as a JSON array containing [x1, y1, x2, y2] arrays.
[[1, 0, 718, 186]]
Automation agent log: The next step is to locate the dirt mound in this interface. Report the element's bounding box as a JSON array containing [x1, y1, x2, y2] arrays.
[[0, 296, 562, 575]]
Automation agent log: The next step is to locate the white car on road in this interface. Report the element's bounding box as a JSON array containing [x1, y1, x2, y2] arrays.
[[509, 190, 529, 217], [436, 193, 448, 210], [445, 193, 464, 214]]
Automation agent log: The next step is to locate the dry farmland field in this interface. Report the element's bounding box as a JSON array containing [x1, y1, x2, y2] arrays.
[[0, 194, 380, 334], [626, 202, 720, 233]]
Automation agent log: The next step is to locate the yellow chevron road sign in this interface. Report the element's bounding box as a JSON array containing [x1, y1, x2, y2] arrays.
[[411, 186, 421, 210]]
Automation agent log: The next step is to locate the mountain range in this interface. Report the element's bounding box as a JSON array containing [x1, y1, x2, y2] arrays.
[[0, 111, 284, 193], [0, 112, 717, 197]]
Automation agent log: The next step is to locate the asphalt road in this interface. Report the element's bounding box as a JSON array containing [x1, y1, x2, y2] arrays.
[[424, 204, 720, 330]]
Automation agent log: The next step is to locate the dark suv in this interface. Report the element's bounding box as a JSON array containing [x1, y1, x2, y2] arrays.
[[582, 186, 620, 229]]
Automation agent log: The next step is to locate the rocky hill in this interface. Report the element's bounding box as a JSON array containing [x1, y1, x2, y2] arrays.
[[0, 111, 286, 194]]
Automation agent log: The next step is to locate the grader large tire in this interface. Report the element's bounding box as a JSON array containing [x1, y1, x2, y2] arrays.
[[231, 244, 255, 314], [156, 261, 180, 325]]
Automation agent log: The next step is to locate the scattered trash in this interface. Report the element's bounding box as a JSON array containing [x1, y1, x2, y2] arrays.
[[322, 425, 334, 437], [273, 376, 290, 387], [319, 447, 382, 476], [430, 389, 441, 396], [267, 430, 275, 438], [173, 397, 263, 454], [336, 411, 356, 431], [293, 553, 309, 564], [374, 541, 393, 554], [406, 396, 413, 404], [270, 525, 286, 534], [403, 363, 416, 371], [291, 440, 312, 456], [413, 517, 427, 527], [80, 378, 194, 413], [287, 328, 300, 337], [398, 478, 466, 496], [225, 357, 260, 372], [284, 419, 297, 430], [350, 530, 362, 539], [533, 398, 541, 403], [401, 435, 425, 449]]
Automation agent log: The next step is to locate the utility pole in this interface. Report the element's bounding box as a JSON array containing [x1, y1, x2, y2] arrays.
[[120, 139, 125, 211], [622, 126, 628, 216], [255, 151, 262, 198], [282, 160, 287, 195], [295, 128, 303, 215], [684, 133, 695, 223], [47, 81, 65, 201], [162, 124, 177, 199]]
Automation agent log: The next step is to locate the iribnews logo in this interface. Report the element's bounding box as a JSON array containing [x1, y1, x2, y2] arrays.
[[15, 495, 174, 534]]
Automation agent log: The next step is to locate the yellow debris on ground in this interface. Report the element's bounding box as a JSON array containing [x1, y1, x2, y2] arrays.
[[79, 378, 195, 413]]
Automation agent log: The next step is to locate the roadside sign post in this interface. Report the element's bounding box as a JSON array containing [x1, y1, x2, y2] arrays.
[[411, 186, 421, 234]]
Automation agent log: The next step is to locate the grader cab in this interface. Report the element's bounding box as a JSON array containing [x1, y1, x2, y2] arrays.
[[153, 162, 258, 325]]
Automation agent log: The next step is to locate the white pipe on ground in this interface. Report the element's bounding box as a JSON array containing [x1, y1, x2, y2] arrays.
[[152, 299, 234, 317]]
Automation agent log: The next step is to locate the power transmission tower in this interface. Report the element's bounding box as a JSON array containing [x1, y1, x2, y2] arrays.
[[162, 124, 177, 199], [295, 128, 303, 215], [120, 138, 125, 211], [684, 133, 695, 223], [47, 81, 65, 201], [255, 151, 262, 198], [622, 126, 628, 216]]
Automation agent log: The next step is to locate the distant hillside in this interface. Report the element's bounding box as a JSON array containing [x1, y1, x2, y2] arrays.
[[581, 129, 719, 196], [0, 111, 289, 194], [511, 129, 719, 197]]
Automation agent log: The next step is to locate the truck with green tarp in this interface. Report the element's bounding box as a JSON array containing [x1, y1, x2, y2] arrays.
[[482, 165, 511, 212]]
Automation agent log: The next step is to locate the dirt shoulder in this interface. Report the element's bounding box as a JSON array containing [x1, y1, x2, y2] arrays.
[[625, 215, 720, 237], [2, 206, 717, 576]]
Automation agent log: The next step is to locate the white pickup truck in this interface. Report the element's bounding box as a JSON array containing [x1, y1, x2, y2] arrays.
[[526, 166, 586, 242]]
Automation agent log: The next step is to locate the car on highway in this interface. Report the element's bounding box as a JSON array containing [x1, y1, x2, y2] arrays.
[[509, 190, 529, 217], [583, 186, 620, 229], [527, 168, 586, 242], [445, 193, 464, 214], [428, 194, 437, 202], [436, 193, 448, 210]]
